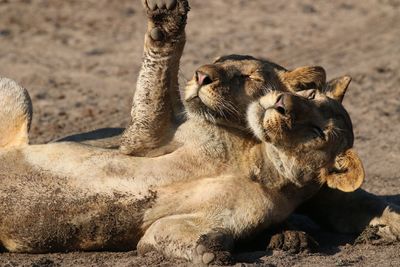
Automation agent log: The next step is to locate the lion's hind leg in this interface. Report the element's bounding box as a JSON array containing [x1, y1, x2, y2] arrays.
[[362, 203, 400, 243], [0, 78, 32, 148], [299, 186, 400, 243]]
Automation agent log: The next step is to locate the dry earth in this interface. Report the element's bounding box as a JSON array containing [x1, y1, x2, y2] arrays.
[[0, 0, 399, 266]]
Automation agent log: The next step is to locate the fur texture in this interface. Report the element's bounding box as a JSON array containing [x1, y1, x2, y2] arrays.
[[0, 78, 32, 148], [0, 0, 399, 265]]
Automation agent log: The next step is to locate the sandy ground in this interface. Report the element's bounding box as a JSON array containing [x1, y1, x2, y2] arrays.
[[0, 0, 399, 266]]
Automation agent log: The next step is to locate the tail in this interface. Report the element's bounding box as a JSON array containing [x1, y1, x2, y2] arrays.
[[0, 77, 32, 148]]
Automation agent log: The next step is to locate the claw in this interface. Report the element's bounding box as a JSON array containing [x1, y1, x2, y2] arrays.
[[166, 0, 177, 10], [202, 253, 215, 265], [196, 244, 207, 254], [147, 0, 157, 10], [156, 0, 166, 9]]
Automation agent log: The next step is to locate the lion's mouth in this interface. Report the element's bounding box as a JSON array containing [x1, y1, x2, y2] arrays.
[[184, 82, 200, 102], [190, 96, 217, 117], [184, 82, 245, 126], [185, 93, 199, 102], [186, 93, 244, 125]]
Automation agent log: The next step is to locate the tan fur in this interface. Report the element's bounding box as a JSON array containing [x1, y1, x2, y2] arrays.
[[297, 77, 400, 243], [119, 0, 189, 156], [324, 75, 352, 102], [278, 66, 326, 92], [323, 149, 364, 192], [0, 78, 32, 148], [0, 83, 360, 265], [0, 1, 355, 261], [0, 0, 398, 265], [0, 88, 357, 263], [246, 91, 363, 191]]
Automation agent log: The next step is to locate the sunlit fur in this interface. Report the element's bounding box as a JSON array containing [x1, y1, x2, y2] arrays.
[[247, 90, 356, 187], [0, 78, 32, 148], [182, 55, 326, 132], [0, 0, 398, 265]]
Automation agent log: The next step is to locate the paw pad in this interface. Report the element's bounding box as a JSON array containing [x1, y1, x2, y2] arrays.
[[150, 27, 164, 41], [193, 231, 234, 265], [202, 252, 216, 265]]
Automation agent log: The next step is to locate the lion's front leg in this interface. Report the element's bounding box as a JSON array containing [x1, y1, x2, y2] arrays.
[[120, 0, 189, 156], [298, 186, 400, 242], [138, 215, 235, 265]]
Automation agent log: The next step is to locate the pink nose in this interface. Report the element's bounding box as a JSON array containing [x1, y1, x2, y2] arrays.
[[274, 94, 286, 115], [196, 71, 213, 86]]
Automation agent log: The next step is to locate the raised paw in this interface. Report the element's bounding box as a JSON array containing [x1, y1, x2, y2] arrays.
[[267, 230, 318, 254], [193, 230, 235, 266], [143, 0, 190, 42]]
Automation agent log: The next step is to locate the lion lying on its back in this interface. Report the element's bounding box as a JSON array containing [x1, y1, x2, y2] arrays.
[[0, 79, 362, 265]]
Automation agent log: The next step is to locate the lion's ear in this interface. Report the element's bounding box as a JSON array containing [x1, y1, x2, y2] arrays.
[[0, 77, 32, 148], [321, 149, 365, 192], [324, 75, 352, 103], [279, 66, 326, 92]]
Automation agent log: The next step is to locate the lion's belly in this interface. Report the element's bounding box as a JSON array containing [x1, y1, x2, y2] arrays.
[[0, 172, 156, 252], [0, 141, 245, 252], [0, 150, 157, 253]]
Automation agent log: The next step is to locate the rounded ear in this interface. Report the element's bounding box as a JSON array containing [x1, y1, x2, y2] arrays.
[[0, 77, 32, 148], [324, 75, 352, 103], [321, 149, 365, 192], [279, 66, 326, 92], [213, 56, 222, 63]]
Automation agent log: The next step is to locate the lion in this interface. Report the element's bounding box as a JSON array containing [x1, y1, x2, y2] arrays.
[[119, 0, 400, 248], [0, 0, 398, 264], [0, 84, 363, 266]]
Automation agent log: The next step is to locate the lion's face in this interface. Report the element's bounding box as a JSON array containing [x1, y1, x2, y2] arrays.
[[182, 55, 325, 130], [247, 88, 364, 193], [247, 90, 353, 163]]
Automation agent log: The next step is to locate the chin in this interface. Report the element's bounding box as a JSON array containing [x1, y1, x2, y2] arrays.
[[185, 98, 216, 122], [185, 98, 247, 131]]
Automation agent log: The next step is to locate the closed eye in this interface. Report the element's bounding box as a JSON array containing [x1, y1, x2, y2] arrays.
[[239, 71, 264, 81], [312, 126, 325, 140], [297, 89, 316, 100], [307, 90, 316, 100]]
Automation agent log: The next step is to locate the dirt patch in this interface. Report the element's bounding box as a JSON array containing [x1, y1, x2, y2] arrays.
[[0, 0, 399, 266]]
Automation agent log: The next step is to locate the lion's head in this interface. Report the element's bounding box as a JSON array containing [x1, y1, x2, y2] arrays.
[[247, 78, 364, 192], [182, 55, 326, 130]]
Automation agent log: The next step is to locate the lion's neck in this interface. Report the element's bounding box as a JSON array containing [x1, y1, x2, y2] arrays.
[[176, 118, 260, 172], [258, 142, 321, 201]]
